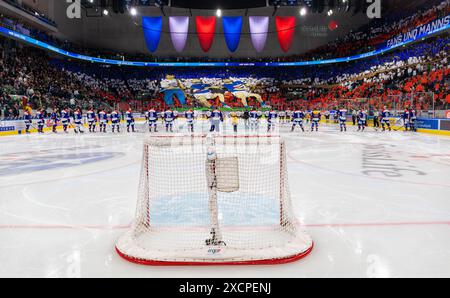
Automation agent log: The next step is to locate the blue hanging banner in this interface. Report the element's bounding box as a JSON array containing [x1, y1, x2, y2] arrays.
[[222, 16, 243, 52], [142, 16, 162, 53]]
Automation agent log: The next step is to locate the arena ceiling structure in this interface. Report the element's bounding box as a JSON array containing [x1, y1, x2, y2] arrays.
[[1, 0, 446, 59]]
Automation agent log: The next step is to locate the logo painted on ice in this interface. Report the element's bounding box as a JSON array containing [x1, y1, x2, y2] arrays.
[[66, 0, 81, 19], [207, 248, 223, 255], [366, 0, 382, 19]]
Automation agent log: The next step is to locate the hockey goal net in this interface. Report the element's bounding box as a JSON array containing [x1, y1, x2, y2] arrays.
[[116, 135, 313, 265]]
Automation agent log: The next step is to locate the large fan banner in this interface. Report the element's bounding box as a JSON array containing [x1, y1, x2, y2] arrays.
[[142, 16, 162, 53], [169, 16, 189, 53], [249, 16, 269, 53], [196, 16, 216, 52], [222, 16, 243, 52], [275, 16, 296, 53]]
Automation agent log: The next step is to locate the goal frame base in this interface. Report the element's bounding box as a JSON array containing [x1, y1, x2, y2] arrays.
[[115, 242, 314, 266]]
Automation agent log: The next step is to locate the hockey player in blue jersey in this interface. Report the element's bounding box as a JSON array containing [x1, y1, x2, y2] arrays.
[[61, 108, 70, 133], [357, 110, 367, 132], [111, 109, 120, 133], [98, 109, 108, 133], [50, 108, 59, 133], [147, 108, 158, 132], [73, 108, 84, 134], [267, 110, 278, 132], [401, 109, 408, 131], [380, 106, 392, 131], [125, 109, 135, 133], [291, 109, 305, 132], [164, 108, 176, 132], [249, 108, 260, 131], [36, 109, 45, 133], [338, 108, 347, 132], [23, 110, 32, 134], [185, 109, 195, 133], [87, 108, 97, 132], [209, 107, 223, 133]]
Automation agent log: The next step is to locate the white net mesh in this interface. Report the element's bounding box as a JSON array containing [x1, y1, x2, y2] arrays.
[[116, 135, 313, 265]]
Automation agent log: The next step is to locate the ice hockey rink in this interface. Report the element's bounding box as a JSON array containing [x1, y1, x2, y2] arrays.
[[0, 120, 449, 278]]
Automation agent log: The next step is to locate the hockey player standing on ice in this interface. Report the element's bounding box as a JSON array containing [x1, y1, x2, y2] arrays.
[[402, 108, 411, 131], [23, 109, 32, 134], [98, 109, 108, 133], [380, 106, 392, 131], [147, 108, 158, 132], [185, 109, 195, 133], [164, 108, 176, 132], [126, 109, 136, 133], [324, 110, 331, 124], [267, 109, 278, 132], [98, 110, 108, 133], [357, 110, 367, 132], [36, 109, 45, 133], [50, 108, 59, 133], [409, 108, 417, 132], [73, 108, 84, 134], [249, 108, 260, 131], [291, 109, 305, 132], [310, 109, 321, 132], [209, 107, 223, 133], [61, 108, 71, 133], [230, 111, 239, 133], [338, 108, 347, 132], [87, 108, 97, 133], [111, 109, 120, 133]]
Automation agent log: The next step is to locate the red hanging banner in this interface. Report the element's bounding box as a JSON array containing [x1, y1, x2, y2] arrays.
[[196, 16, 216, 52], [275, 16, 296, 53]]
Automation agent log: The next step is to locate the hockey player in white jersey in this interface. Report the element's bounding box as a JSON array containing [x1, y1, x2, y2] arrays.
[[98, 109, 108, 133], [380, 106, 392, 132], [185, 109, 195, 133], [73, 108, 84, 134], [267, 110, 278, 132], [338, 108, 348, 132], [87, 108, 97, 133], [164, 109, 176, 132], [249, 109, 261, 131], [147, 108, 158, 133], [111, 109, 121, 133], [61, 108, 70, 133]]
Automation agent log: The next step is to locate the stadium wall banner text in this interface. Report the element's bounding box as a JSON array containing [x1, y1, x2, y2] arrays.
[[385, 15, 450, 48]]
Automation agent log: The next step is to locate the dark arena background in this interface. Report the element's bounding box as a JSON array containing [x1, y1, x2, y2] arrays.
[[0, 0, 450, 279]]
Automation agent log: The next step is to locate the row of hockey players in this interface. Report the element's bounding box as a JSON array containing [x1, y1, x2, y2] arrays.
[[22, 108, 137, 134], [22, 106, 418, 134]]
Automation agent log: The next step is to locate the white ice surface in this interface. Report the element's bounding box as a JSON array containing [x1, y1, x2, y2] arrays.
[[0, 121, 449, 277]]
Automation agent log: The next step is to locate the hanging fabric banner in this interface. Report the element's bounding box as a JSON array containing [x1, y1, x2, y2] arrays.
[[249, 16, 269, 53], [169, 16, 189, 53], [142, 16, 163, 53], [195, 16, 216, 52], [275, 16, 296, 53], [222, 16, 243, 52]]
